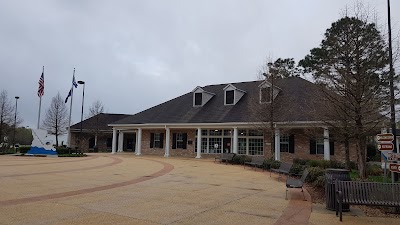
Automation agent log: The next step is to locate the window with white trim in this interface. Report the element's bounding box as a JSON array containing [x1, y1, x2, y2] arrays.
[[208, 138, 222, 154], [176, 133, 184, 149], [316, 137, 324, 154], [260, 87, 271, 103], [280, 135, 289, 152], [238, 138, 247, 154], [248, 138, 263, 155], [225, 90, 234, 105], [194, 93, 202, 106], [154, 133, 161, 148], [195, 129, 263, 155]]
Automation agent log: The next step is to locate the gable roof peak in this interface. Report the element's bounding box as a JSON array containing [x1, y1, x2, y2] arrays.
[[192, 86, 216, 95], [223, 83, 246, 93], [258, 80, 283, 90]]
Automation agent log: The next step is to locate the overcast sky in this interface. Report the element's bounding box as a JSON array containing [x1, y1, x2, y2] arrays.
[[0, 0, 399, 129]]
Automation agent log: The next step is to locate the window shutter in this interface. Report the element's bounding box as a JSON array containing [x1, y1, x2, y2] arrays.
[[160, 133, 164, 148], [330, 141, 334, 155], [150, 133, 154, 148], [172, 133, 177, 149], [289, 134, 295, 153], [182, 133, 187, 149], [310, 139, 316, 154]]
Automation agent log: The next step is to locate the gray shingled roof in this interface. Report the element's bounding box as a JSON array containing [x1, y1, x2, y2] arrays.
[[111, 77, 323, 125], [70, 113, 131, 130]]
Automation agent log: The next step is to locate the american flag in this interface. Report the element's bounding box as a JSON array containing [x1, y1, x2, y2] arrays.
[[37, 72, 44, 97]]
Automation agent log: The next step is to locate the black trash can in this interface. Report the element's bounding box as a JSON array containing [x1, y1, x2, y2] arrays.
[[325, 168, 351, 211]]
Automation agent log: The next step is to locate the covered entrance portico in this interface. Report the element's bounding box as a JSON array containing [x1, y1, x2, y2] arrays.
[[109, 123, 333, 161]]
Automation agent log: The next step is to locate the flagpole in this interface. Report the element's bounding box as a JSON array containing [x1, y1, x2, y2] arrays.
[[67, 68, 75, 147], [37, 66, 44, 129]]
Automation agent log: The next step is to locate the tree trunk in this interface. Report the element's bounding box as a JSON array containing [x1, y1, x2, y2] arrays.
[[357, 135, 367, 179], [270, 124, 275, 158], [55, 134, 59, 147], [344, 137, 351, 170]]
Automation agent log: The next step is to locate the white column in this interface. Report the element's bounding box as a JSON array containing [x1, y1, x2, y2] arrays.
[[165, 127, 170, 157], [233, 127, 238, 154], [111, 128, 117, 154], [196, 128, 202, 158], [324, 127, 330, 160], [94, 135, 98, 147], [136, 128, 142, 156], [274, 128, 280, 161], [117, 131, 124, 152]]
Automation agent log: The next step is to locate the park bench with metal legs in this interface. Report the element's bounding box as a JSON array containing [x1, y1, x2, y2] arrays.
[[270, 162, 293, 180], [215, 153, 235, 164], [335, 180, 400, 222], [244, 156, 265, 171], [286, 168, 309, 200]]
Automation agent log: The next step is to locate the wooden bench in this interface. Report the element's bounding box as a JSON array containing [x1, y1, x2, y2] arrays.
[[244, 156, 265, 171], [335, 181, 400, 221], [270, 162, 293, 179], [286, 168, 309, 200], [215, 153, 235, 164]]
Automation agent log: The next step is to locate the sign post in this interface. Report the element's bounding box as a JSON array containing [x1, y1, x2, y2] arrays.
[[377, 134, 399, 183]]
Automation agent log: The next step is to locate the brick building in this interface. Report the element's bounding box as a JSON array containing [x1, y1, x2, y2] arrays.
[[69, 113, 131, 152], [107, 77, 362, 162]]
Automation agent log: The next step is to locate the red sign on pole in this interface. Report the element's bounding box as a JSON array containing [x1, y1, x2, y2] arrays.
[[389, 163, 400, 173], [378, 143, 394, 151], [377, 133, 394, 142]]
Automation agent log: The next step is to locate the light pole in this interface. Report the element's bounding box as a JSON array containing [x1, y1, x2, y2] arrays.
[[78, 80, 85, 154], [12, 96, 19, 153]]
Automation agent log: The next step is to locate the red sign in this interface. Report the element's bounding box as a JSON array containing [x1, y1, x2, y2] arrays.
[[378, 143, 394, 151], [389, 163, 400, 173], [377, 133, 394, 142]]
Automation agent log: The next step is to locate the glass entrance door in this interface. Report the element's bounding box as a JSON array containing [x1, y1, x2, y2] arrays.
[[223, 138, 231, 153]]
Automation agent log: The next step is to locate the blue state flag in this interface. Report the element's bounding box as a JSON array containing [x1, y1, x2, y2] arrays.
[[72, 75, 78, 88], [65, 88, 72, 103]]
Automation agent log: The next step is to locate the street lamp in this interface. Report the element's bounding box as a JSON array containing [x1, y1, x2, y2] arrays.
[[12, 96, 19, 153], [78, 80, 85, 154]]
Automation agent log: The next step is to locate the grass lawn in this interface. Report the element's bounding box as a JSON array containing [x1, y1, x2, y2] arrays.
[[350, 170, 400, 183]]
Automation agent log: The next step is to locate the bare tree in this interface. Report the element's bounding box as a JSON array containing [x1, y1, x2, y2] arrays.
[[252, 58, 300, 158], [42, 93, 68, 146], [86, 100, 105, 147], [0, 90, 14, 150]]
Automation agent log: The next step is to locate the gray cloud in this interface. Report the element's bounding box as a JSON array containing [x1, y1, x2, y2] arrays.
[[0, 0, 399, 128]]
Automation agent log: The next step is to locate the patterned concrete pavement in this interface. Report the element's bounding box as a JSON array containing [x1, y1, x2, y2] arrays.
[[0, 153, 396, 225]]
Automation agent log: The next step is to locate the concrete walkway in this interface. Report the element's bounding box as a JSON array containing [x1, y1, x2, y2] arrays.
[[0, 153, 396, 225]]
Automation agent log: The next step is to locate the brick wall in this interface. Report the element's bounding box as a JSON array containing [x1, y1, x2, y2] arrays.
[[141, 129, 196, 157], [70, 132, 112, 152], [276, 129, 358, 163]]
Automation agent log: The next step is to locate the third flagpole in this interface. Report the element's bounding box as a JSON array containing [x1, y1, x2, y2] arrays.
[[67, 68, 75, 147]]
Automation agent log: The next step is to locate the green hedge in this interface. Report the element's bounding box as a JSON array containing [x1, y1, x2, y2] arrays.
[[231, 155, 251, 164], [18, 146, 31, 153], [366, 164, 383, 176], [306, 167, 325, 183]]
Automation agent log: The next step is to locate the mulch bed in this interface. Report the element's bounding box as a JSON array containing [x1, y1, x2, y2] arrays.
[[305, 184, 400, 218]]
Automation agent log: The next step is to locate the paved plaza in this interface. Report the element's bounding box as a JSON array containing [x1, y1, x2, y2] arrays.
[[0, 154, 398, 225]]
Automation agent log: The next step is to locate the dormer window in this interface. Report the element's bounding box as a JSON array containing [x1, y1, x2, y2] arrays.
[[223, 84, 246, 106], [194, 93, 202, 106], [225, 90, 234, 105], [258, 80, 281, 104], [260, 87, 271, 103], [192, 86, 215, 107]]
